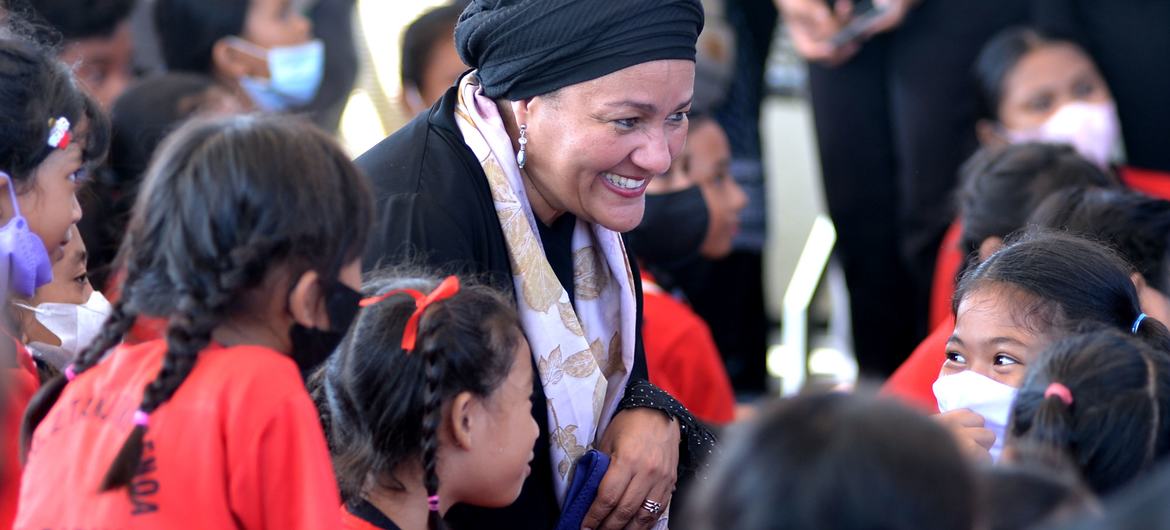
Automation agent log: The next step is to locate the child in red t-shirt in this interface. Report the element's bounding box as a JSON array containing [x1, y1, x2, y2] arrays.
[[315, 274, 539, 530], [0, 37, 110, 530], [15, 114, 374, 529]]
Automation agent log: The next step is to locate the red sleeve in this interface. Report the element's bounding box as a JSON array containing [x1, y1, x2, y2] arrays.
[[881, 316, 953, 412], [2, 357, 39, 530], [1120, 165, 1170, 201], [645, 297, 736, 425], [929, 221, 963, 331], [229, 392, 341, 530]]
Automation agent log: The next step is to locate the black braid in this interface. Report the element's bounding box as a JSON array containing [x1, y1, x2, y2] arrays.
[[419, 325, 448, 530], [100, 240, 274, 491], [19, 297, 137, 460]]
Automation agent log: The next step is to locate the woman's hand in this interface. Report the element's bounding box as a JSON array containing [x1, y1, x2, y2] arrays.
[[935, 409, 995, 463], [580, 407, 681, 530]]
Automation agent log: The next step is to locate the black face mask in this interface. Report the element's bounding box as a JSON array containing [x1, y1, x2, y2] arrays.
[[627, 185, 709, 267], [289, 281, 362, 378]]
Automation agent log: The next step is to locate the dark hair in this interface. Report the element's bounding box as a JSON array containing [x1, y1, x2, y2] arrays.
[[955, 231, 1170, 350], [974, 27, 1083, 122], [685, 392, 976, 530], [20, 114, 374, 491], [1030, 187, 1170, 293], [978, 456, 1097, 530], [13, 0, 134, 41], [401, 1, 467, 92], [86, 73, 226, 288], [0, 37, 109, 185], [956, 142, 1117, 260], [316, 271, 520, 530], [1008, 329, 1170, 495], [153, 0, 247, 74]]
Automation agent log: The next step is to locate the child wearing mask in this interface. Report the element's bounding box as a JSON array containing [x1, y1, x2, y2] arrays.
[[153, 0, 324, 113], [883, 143, 1118, 410], [933, 232, 1170, 462], [973, 26, 1170, 199], [15, 114, 373, 529], [0, 35, 109, 530], [626, 115, 746, 426], [1007, 328, 1170, 495], [11, 226, 111, 371], [314, 273, 539, 530]]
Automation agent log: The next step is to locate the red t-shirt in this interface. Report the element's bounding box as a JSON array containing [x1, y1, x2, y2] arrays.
[[641, 275, 736, 425], [2, 337, 38, 530], [15, 339, 340, 529], [881, 315, 953, 412], [929, 221, 964, 331], [1120, 165, 1170, 200]]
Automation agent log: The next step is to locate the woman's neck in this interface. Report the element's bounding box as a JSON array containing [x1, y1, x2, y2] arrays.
[[365, 477, 452, 530]]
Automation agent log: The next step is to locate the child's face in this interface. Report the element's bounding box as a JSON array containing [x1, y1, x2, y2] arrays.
[[999, 43, 1112, 131], [462, 335, 539, 507], [689, 120, 746, 259], [237, 0, 313, 77], [13, 142, 85, 263], [942, 288, 1054, 388], [60, 20, 134, 109], [20, 226, 92, 346]]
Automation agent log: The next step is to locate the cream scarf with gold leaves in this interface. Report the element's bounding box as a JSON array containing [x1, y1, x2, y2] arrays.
[[453, 74, 637, 503]]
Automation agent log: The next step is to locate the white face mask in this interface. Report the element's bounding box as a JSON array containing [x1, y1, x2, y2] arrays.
[[14, 290, 112, 356], [933, 370, 1020, 461], [1004, 101, 1123, 169]]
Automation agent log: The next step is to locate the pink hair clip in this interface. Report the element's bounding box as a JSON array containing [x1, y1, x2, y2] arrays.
[[427, 494, 440, 512], [1043, 382, 1074, 406], [64, 364, 77, 381], [46, 117, 72, 150], [132, 409, 150, 427]]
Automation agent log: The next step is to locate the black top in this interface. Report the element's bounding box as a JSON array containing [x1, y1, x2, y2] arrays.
[[356, 79, 650, 530], [348, 500, 402, 530]]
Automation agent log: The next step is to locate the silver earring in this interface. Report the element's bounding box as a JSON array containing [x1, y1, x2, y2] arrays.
[[517, 124, 528, 169]]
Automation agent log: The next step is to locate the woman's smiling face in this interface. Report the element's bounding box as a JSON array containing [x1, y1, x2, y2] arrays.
[[518, 59, 695, 231], [942, 287, 1055, 388]]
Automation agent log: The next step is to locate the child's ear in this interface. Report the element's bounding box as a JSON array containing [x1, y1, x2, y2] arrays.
[[447, 391, 477, 451], [288, 269, 329, 329]]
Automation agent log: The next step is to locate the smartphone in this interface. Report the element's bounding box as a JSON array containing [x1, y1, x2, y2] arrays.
[[829, 2, 888, 49]]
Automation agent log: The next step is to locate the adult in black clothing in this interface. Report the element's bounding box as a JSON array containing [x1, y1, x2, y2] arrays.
[[778, 0, 1029, 377], [356, 2, 713, 530], [1031, 0, 1170, 174]]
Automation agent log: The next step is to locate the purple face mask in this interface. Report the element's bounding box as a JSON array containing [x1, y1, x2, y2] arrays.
[[1, 171, 52, 298]]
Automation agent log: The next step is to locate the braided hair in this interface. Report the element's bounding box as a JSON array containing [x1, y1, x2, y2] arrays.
[[316, 271, 521, 530], [20, 114, 373, 490], [1008, 328, 1170, 495]]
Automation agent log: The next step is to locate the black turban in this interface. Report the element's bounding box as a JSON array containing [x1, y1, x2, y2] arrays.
[[455, 0, 705, 100]]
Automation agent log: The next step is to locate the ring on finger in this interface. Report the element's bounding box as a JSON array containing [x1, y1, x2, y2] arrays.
[[641, 499, 663, 515]]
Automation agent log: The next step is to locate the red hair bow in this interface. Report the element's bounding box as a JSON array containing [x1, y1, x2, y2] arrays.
[[359, 276, 461, 351]]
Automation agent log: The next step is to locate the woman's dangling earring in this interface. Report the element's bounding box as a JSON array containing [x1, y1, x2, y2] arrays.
[[517, 124, 528, 169]]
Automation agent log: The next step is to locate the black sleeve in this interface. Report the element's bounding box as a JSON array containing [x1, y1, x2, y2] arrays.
[[363, 191, 482, 277]]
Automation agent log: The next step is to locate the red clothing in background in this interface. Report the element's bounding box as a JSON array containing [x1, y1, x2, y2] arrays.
[[641, 275, 736, 425], [881, 315, 953, 412], [16, 339, 339, 529], [2, 337, 38, 530]]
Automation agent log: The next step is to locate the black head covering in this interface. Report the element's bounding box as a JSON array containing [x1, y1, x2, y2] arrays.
[[455, 0, 705, 100]]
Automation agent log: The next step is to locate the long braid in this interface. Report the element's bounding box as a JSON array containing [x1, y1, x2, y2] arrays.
[[420, 324, 447, 530], [99, 241, 273, 491]]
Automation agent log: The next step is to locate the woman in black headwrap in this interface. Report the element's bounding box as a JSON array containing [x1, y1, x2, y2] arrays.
[[355, 1, 709, 529]]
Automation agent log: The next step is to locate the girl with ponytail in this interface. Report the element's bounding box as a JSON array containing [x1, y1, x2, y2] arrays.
[[316, 272, 539, 530], [933, 231, 1170, 463], [1007, 328, 1170, 495], [15, 113, 373, 529]]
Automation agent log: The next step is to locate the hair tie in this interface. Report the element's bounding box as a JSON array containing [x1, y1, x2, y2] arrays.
[[359, 276, 461, 352], [132, 409, 150, 428], [1133, 313, 1148, 334], [427, 494, 440, 512], [46, 117, 72, 150], [63, 364, 77, 382], [1044, 382, 1074, 406]]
